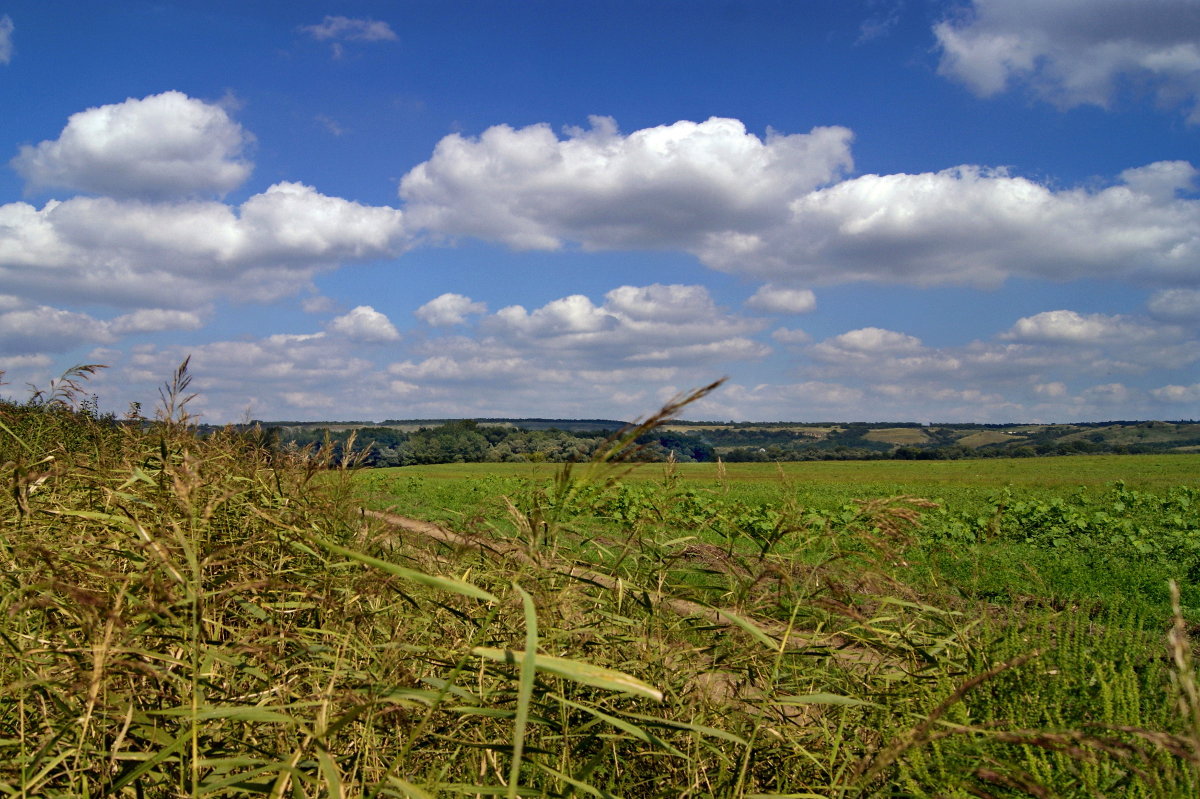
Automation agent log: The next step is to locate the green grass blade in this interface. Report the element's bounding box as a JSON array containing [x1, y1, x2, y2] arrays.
[[619, 710, 748, 745], [313, 536, 498, 602], [775, 692, 882, 709], [707, 606, 778, 651], [529, 760, 619, 799], [473, 648, 663, 702], [550, 693, 685, 758], [508, 583, 538, 799], [104, 726, 193, 796], [0, 417, 33, 454], [148, 705, 299, 723]]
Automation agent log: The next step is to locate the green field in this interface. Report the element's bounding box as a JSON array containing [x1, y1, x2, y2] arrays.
[[5, 387, 1200, 797], [362, 454, 1199, 610], [394, 452, 1197, 485], [360, 453, 1198, 519]]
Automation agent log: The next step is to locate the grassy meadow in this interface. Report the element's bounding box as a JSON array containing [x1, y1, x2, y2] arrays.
[[3, 373, 1200, 797]]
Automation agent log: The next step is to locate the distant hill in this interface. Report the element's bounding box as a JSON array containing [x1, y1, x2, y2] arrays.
[[379, 417, 628, 433], [243, 418, 1200, 465], [657, 420, 1200, 458], [256, 418, 627, 433]]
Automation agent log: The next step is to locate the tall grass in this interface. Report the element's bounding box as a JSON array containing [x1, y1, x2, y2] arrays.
[[1, 366, 1197, 796]]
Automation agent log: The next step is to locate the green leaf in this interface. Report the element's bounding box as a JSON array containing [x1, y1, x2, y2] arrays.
[[509, 583, 539, 799], [619, 710, 747, 745], [313, 536, 497, 602], [708, 606, 778, 651], [775, 692, 881, 708], [473, 648, 663, 702], [550, 693, 684, 757], [148, 705, 298, 723]]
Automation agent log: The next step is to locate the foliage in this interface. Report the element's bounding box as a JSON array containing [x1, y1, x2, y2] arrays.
[[265, 418, 1200, 467], [275, 420, 717, 467], [1, 368, 1199, 796]]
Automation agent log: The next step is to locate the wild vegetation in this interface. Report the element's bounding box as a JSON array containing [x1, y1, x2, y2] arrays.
[[2, 367, 1199, 797]]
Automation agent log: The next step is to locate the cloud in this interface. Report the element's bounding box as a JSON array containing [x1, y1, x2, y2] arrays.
[[698, 162, 1200, 287], [374, 284, 767, 417], [301, 295, 336, 313], [0, 182, 409, 308], [485, 283, 766, 364], [492, 295, 616, 339], [1000, 309, 1161, 344], [0, 305, 110, 354], [1120, 161, 1198, 201], [934, 0, 1200, 121], [709, 381, 867, 420], [857, 1, 903, 43], [746, 284, 817, 314], [625, 337, 770, 364], [1082, 382, 1134, 404], [108, 308, 207, 335], [784, 308, 1200, 422], [0, 354, 51, 372], [415, 293, 487, 326], [300, 16, 397, 58], [11, 91, 254, 199], [771, 327, 812, 344], [1035, 381, 1068, 397], [812, 327, 924, 360], [300, 16, 398, 42], [399, 114, 1198, 291], [327, 305, 401, 342], [1148, 288, 1200, 323], [135, 344, 363, 421], [603, 283, 724, 323], [0, 15, 12, 64], [1151, 383, 1200, 403], [315, 114, 347, 137], [400, 116, 853, 251], [389, 354, 546, 383], [0, 301, 209, 357]]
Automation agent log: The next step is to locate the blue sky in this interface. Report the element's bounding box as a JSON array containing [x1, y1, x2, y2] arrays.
[[1, 0, 1198, 423]]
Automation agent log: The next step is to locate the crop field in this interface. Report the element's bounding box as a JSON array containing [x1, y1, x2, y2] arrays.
[[3, 375, 1200, 797], [861, 428, 932, 445], [360, 453, 1197, 518]]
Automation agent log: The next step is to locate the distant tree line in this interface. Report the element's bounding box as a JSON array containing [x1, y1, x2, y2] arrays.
[[272, 420, 716, 467], [247, 418, 1200, 467]]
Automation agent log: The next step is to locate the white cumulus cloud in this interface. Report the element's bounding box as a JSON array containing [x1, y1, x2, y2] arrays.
[[934, 0, 1200, 122], [415, 293, 487, 326], [486, 283, 766, 363], [11, 91, 254, 199], [0, 305, 111, 354], [0, 182, 409, 308], [1001, 310, 1160, 344], [400, 116, 853, 251], [1151, 383, 1200, 402], [327, 305, 401, 342], [814, 327, 924, 358], [698, 162, 1200, 287], [771, 327, 812, 344], [0, 301, 211, 356], [399, 114, 1199, 291], [746, 284, 817, 314], [108, 308, 207, 335]]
